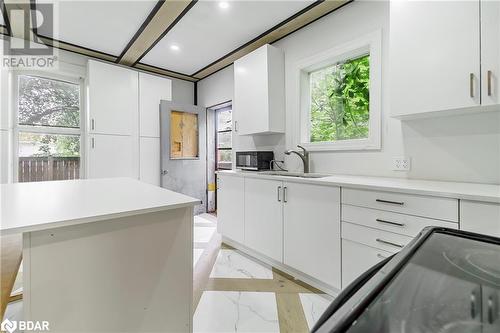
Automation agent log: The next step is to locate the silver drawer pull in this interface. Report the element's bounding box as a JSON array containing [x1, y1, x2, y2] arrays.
[[376, 199, 404, 206], [376, 238, 404, 248], [376, 218, 405, 227], [377, 253, 388, 259]]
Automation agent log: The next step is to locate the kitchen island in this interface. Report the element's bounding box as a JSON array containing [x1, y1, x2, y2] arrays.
[[0, 178, 200, 332]]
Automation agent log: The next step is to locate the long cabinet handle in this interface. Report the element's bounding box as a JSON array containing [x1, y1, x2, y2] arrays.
[[376, 218, 405, 227], [376, 199, 404, 206], [91, 118, 95, 130], [488, 70, 492, 96], [91, 137, 95, 149], [376, 238, 404, 248], [283, 186, 287, 203], [277, 186, 281, 202], [470, 73, 475, 98]]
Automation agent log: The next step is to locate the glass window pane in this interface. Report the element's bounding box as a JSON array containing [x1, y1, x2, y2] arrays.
[[18, 75, 81, 128], [217, 131, 232, 149], [217, 150, 232, 170], [309, 54, 370, 143], [217, 109, 232, 131], [170, 110, 199, 159], [18, 132, 80, 182]]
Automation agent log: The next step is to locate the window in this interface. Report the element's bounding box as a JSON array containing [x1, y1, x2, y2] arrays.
[[296, 31, 381, 151], [170, 110, 199, 159], [216, 107, 232, 170], [15, 74, 82, 182]]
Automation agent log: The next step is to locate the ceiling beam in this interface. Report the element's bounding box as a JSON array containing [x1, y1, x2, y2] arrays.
[[192, 0, 351, 80], [117, 0, 196, 66]]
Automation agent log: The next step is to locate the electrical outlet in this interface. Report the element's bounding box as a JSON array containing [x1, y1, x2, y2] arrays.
[[393, 157, 411, 171]]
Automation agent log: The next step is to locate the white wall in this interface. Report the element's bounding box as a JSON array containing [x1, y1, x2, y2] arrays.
[[196, 0, 500, 184]]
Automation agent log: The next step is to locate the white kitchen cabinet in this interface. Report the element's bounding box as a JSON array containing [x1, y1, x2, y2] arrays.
[[481, 0, 500, 106], [283, 182, 341, 289], [244, 177, 283, 262], [139, 72, 172, 137], [234, 44, 284, 135], [390, 1, 481, 117], [87, 60, 139, 136], [217, 174, 245, 244], [88, 134, 137, 179], [460, 200, 500, 237], [139, 137, 160, 186]]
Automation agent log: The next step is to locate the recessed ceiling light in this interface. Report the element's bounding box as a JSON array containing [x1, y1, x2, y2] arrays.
[[170, 44, 180, 51], [218, 1, 229, 9]]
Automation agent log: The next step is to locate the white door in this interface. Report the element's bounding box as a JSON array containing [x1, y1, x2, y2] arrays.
[[139, 137, 160, 186], [87, 60, 138, 136], [283, 182, 341, 288], [217, 175, 244, 244], [88, 134, 137, 179], [481, 0, 500, 106], [139, 72, 172, 137], [244, 177, 283, 262], [390, 1, 480, 116]]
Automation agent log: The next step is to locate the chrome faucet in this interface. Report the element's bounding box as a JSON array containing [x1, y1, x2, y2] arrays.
[[285, 145, 309, 173]]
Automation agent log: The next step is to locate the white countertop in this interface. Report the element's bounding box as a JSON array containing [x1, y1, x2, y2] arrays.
[[0, 178, 201, 235], [217, 170, 500, 203]]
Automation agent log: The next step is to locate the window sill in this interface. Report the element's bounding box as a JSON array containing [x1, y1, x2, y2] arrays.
[[300, 140, 381, 152]]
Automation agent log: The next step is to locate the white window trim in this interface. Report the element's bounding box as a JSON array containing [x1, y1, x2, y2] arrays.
[[12, 70, 85, 182], [292, 30, 382, 151]]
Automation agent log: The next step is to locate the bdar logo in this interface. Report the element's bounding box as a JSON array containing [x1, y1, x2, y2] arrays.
[[0, 318, 17, 333]]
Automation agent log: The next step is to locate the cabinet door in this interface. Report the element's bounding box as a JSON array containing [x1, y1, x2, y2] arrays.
[[244, 177, 283, 261], [139, 72, 172, 137], [217, 175, 245, 244], [390, 1, 480, 116], [460, 200, 500, 237], [283, 183, 341, 288], [234, 46, 268, 135], [88, 60, 138, 136], [139, 137, 160, 186], [88, 134, 137, 179], [481, 0, 500, 106]]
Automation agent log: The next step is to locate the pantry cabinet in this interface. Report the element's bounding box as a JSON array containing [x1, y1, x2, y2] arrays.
[[217, 174, 245, 244], [283, 182, 341, 288], [244, 177, 283, 262], [233, 44, 285, 135], [87, 60, 139, 136], [390, 0, 498, 117], [139, 72, 172, 137], [88, 134, 138, 179]]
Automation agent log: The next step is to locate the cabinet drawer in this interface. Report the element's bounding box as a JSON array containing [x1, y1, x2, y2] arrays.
[[341, 239, 392, 288], [342, 188, 458, 222], [342, 222, 413, 253], [342, 205, 458, 237]]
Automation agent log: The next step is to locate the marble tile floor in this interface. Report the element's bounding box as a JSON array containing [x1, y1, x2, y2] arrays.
[[3, 213, 333, 333]]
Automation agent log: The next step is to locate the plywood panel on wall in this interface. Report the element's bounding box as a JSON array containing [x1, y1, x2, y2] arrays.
[[170, 111, 199, 159]]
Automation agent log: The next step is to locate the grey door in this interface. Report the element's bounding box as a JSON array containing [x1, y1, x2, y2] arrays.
[[160, 101, 206, 215]]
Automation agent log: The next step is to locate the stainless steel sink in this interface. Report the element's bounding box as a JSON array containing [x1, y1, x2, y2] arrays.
[[259, 171, 330, 178]]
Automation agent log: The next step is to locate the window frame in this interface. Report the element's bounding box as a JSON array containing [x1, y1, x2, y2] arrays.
[[294, 30, 382, 151], [215, 106, 233, 170], [12, 70, 85, 182]]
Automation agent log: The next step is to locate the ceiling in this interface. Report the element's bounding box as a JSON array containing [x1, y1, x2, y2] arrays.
[[1, 0, 350, 81]]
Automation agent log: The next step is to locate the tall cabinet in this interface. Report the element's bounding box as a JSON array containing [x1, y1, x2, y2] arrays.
[[390, 0, 499, 117]]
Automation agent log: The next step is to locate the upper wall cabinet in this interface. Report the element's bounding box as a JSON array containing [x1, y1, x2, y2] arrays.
[[139, 72, 172, 137], [390, 0, 498, 118], [234, 44, 285, 135], [87, 60, 139, 135]]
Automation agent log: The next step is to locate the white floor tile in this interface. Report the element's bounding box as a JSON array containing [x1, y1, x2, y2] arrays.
[[299, 293, 333, 330], [210, 249, 273, 279], [194, 226, 216, 243], [194, 291, 279, 333]]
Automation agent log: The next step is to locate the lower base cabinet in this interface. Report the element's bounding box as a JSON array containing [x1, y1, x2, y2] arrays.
[[217, 175, 245, 244], [460, 201, 500, 237], [284, 183, 341, 289], [244, 178, 283, 262]]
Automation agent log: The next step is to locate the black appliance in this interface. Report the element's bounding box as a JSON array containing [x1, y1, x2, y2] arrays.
[[235, 151, 274, 171], [313, 227, 500, 333]]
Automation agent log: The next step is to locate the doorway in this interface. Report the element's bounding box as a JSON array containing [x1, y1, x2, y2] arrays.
[[206, 101, 232, 213]]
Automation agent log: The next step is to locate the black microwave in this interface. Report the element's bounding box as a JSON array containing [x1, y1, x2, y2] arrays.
[[236, 151, 274, 171]]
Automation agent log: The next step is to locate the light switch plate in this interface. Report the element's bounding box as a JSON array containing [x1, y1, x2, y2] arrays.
[[393, 157, 411, 171]]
